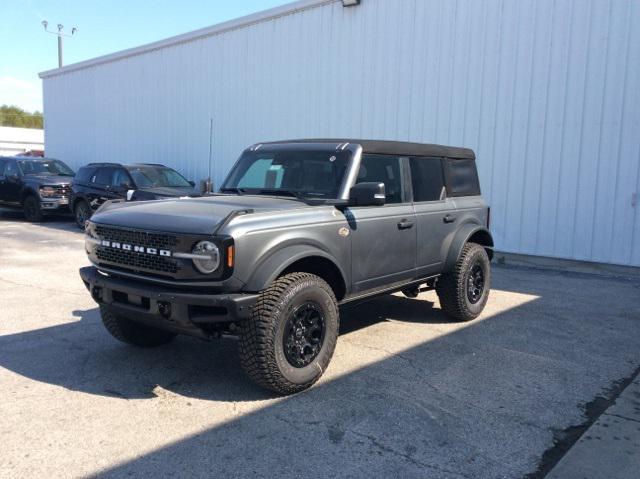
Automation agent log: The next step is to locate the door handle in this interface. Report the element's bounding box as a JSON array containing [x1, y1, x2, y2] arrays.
[[397, 219, 414, 230], [443, 214, 457, 223]]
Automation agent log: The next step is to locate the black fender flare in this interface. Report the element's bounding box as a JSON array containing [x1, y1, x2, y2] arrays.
[[243, 244, 348, 294], [443, 223, 494, 272]]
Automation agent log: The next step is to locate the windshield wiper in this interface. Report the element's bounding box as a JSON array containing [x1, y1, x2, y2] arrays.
[[256, 189, 306, 200]]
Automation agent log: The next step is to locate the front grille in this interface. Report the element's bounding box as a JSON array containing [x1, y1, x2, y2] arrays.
[[94, 225, 180, 274], [96, 247, 179, 273]]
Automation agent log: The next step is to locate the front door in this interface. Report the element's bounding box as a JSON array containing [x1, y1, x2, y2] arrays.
[[347, 155, 416, 293]]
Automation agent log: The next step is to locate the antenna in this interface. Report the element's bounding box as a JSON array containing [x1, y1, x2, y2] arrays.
[[206, 117, 214, 193]]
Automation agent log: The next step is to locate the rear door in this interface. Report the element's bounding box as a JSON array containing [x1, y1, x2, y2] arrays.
[[410, 157, 458, 277], [89, 167, 120, 209], [347, 154, 417, 293]]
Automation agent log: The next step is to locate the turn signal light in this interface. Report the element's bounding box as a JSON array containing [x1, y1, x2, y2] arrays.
[[227, 245, 234, 268]]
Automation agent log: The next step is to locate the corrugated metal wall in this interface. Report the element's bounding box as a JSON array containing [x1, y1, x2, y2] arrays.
[[42, 0, 640, 266]]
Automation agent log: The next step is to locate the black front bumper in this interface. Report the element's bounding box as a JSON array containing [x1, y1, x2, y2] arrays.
[[80, 266, 258, 336]]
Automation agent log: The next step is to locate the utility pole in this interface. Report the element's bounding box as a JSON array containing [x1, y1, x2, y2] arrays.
[[41, 21, 77, 68]]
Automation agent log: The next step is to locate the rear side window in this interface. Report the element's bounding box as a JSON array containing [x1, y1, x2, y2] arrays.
[[445, 159, 480, 197], [93, 167, 116, 186], [409, 157, 445, 202], [75, 167, 96, 184]]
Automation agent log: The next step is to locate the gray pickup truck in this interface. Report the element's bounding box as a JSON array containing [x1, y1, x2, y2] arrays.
[[80, 139, 493, 394]]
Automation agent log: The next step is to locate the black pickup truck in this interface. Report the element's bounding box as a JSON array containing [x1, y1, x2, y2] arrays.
[[0, 156, 74, 221]]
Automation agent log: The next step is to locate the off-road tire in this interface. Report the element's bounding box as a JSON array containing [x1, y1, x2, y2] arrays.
[[74, 200, 91, 229], [100, 305, 177, 347], [436, 242, 491, 322], [23, 195, 44, 222], [239, 272, 339, 395]]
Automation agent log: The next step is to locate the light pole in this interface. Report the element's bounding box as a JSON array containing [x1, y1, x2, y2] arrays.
[[41, 21, 77, 68]]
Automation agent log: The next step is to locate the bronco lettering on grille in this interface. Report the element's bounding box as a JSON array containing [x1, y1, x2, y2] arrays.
[[100, 240, 172, 257]]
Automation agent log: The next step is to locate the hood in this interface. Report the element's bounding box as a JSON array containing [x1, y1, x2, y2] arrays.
[[137, 186, 200, 197], [90, 194, 310, 235], [25, 174, 73, 185]]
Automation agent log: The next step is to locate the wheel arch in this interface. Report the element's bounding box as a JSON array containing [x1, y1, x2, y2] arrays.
[[444, 223, 494, 272], [20, 187, 38, 203], [244, 246, 348, 301]]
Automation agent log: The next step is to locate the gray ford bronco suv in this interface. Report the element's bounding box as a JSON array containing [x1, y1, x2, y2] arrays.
[[80, 140, 493, 394]]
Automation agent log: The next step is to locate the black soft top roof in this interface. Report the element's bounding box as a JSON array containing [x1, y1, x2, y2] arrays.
[[260, 139, 475, 160]]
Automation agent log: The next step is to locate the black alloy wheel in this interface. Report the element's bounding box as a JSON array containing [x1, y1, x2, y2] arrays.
[[283, 301, 326, 368], [466, 263, 485, 304], [23, 195, 43, 222]]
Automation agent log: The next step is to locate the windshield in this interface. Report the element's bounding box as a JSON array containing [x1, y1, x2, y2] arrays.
[[18, 159, 75, 176], [222, 150, 351, 199], [127, 166, 192, 188]]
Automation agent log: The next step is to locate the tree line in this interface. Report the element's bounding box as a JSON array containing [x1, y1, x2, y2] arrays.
[[0, 105, 43, 129]]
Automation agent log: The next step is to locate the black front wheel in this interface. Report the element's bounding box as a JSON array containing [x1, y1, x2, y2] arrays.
[[436, 242, 491, 322], [239, 272, 339, 395], [74, 200, 91, 229], [23, 195, 44, 222]]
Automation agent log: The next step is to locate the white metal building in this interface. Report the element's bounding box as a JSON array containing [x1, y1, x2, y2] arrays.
[[40, 0, 640, 267]]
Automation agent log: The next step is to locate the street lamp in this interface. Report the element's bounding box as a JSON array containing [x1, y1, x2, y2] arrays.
[[42, 20, 77, 68]]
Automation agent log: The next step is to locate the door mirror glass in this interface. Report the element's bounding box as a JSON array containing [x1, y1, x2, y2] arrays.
[[349, 182, 386, 206]]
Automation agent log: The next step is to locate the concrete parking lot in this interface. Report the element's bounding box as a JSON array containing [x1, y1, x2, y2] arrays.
[[1, 210, 640, 478]]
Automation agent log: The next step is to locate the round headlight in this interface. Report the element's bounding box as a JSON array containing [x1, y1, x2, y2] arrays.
[[192, 241, 220, 274]]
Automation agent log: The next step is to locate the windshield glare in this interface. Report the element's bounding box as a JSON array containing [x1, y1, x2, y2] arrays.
[[222, 150, 351, 199], [127, 166, 192, 188], [18, 159, 75, 176]]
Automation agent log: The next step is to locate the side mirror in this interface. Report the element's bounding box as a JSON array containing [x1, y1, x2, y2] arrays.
[[126, 189, 135, 201], [349, 182, 386, 206], [188, 180, 195, 187]]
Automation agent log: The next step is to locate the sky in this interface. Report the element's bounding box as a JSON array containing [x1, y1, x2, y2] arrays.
[[0, 0, 293, 113]]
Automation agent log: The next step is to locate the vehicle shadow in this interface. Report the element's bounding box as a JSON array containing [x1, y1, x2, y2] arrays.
[[2, 267, 640, 477], [0, 294, 445, 404], [0, 207, 79, 233]]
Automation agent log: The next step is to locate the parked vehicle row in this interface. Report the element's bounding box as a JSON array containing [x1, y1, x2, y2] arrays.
[[0, 156, 199, 226]]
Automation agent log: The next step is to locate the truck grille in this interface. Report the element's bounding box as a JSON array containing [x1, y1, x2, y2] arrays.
[[50, 185, 71, 197], [94, 225, 180, 274]]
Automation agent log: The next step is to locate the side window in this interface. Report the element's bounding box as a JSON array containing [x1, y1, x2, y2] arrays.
[[5, 160, 19, 177], [445, 159, 481, 197], [0, 159, 5, 176], [410, 157, 445, 202], [357, 155, 404, 204], [93, 167, 116, 186], [112, 168, 132, 187], [75, 167, 96, 184]]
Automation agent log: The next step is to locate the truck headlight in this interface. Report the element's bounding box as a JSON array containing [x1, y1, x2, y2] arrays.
[[39, 186, 57, 197], [191, 241, 220, 274]]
